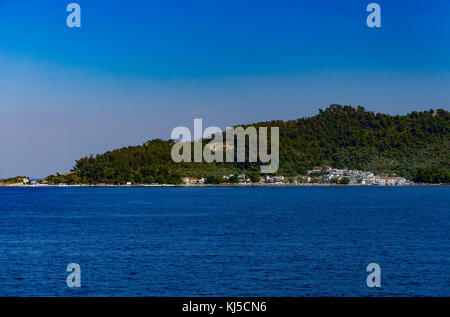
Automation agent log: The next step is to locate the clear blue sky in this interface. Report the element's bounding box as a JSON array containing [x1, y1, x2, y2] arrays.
[[0, 0, 449, 177]]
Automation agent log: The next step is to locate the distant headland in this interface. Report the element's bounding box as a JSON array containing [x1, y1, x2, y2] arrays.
[[2, 105, 449, 186]]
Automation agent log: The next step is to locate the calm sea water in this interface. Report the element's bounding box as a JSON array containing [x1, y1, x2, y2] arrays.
[[0, 186, 448, 296]]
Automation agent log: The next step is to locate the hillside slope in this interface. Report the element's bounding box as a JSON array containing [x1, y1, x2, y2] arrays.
[[44, 105, 449, 184]]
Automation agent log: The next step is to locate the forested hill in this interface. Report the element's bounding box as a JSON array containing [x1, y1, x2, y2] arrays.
[[44, 105, 450, 184]]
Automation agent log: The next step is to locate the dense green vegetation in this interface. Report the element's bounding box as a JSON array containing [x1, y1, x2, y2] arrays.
[[329, 177, 351, 185], [413, 166, 450, 183], [44, 105, 449, 184]]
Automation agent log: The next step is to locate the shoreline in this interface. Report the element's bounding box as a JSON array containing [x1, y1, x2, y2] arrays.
[[1, 183, 448, 188]]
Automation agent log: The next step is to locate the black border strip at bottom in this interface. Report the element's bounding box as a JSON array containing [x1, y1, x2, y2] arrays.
[[0, 297, 448, 314]]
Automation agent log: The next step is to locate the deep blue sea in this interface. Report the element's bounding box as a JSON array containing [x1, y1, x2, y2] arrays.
[[0, 186, 448, 296]]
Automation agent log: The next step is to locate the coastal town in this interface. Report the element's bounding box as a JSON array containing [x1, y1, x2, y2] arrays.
[[180, 166, 413, 186]]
